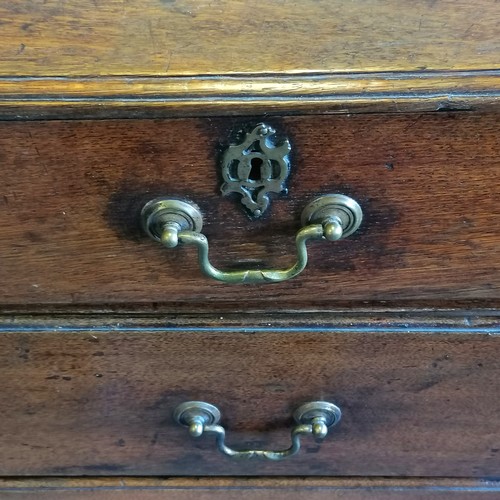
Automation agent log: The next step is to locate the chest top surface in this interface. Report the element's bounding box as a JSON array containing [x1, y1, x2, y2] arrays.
[[0, 0, 499, 118]]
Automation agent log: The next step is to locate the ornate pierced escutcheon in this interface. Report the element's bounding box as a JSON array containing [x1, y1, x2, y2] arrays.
[[221, 123, 291, 217]]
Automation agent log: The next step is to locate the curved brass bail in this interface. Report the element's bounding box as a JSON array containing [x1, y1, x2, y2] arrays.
[[173, 401, 341, 461], [141, 194, 362, 284]]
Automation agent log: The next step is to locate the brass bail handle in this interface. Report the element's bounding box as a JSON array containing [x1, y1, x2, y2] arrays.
[[173, 401, 341, 461], [141, 194, 363, 284]]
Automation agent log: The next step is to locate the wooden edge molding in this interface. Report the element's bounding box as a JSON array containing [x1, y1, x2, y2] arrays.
[[0, 70, 499, 119], [0, 477, 499, 496], [0, 310, 498, 333], [1, 302, 499, 316]]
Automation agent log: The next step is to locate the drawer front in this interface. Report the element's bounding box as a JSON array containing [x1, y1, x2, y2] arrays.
[[1, 316, 499, 477], [0, 113, 499, 309]]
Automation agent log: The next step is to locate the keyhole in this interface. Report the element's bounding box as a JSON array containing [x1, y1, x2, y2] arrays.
[[249, 157, 263, 180]]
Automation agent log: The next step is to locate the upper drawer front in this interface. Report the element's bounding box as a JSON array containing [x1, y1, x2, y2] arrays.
[[1, 317, 499, 476], [0, 113, 498, 308]]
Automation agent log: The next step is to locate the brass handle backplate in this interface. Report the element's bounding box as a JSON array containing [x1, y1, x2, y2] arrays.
[[141, 194, 362, 284], [173, 400, 341, 461]]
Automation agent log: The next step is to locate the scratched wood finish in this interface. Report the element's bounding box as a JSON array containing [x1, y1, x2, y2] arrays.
[[1, 478, 500, 500], [0, 319, 499, 476], [0, 113, 498, 308], [1, 0, 499, 77]]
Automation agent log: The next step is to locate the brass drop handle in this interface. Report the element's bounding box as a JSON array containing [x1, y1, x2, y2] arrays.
[[173, 401, 341, 461], [141, 194, 362, 284]]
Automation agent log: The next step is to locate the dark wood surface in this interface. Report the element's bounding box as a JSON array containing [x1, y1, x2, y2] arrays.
[[0, 314, 499, 477], [2, 1, 498, 493], [0, 113, 498, 309], [2, 477, 500, 499]]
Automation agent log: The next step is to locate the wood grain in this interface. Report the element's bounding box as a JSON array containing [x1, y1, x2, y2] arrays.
[[0, 71, 499, 119], [0, 113, 498, 309], [0, 315, 499, 476], [1, 478, 500, 499], [1, 1, 499, 117], [0, 0, 499, 77]]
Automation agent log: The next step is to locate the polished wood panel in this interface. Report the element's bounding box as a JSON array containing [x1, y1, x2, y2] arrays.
[[1, 0, 499, 76], [1, 478, 500, 499], [0, 315, 499, 476], [0, 113, 498, 308]]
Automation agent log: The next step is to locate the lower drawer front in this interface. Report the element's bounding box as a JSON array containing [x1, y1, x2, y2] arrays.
[[1, 320, 499, 477]]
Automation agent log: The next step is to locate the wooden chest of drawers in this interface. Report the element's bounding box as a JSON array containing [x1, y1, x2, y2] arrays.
[[0, 0, 499, 498]]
